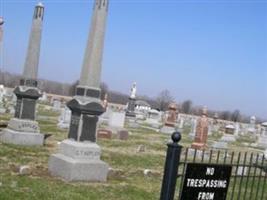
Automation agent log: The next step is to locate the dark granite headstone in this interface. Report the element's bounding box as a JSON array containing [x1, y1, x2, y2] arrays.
[[21, 98, 36, 120], [80, 114, 98, 142]]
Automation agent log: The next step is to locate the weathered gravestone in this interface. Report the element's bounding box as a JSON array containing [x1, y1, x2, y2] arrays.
[[191, 107, 209, 150], [117, 129, 129, 140], [97, 129, 112, 139], [160, 103, 178, 134]]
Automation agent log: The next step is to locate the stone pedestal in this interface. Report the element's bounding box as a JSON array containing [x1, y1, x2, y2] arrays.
[[126, 97, 136, 117], [67, 93, 105, 142], [48, 139, 109, 182], [0, 118, 44, 146]]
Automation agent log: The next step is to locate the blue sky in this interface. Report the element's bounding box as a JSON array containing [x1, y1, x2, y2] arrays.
[[0, 0, 267, 119]]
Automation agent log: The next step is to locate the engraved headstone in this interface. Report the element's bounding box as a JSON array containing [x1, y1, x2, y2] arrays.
[[97, 129, 112, 139], [191, 107, 209, 150], [117, 129, 129, 140], [160, 103, 178, 134], [108, 112, 125, 129]]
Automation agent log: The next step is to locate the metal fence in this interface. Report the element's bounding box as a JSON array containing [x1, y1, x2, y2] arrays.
[[160, 132, 267, 200]]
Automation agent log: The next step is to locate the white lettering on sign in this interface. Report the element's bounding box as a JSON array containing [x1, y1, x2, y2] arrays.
[[186, 179, 227, 188], [197, 192, 214, 200], [206, 167, 215, 175]]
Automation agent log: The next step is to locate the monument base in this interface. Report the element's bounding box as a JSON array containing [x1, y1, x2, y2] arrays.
[[0, 118, 43, 146], [191, 142, 207, 150], [48, 139, 109, 182], [160, 126, 175, 134], [0, 128, 44, 146]]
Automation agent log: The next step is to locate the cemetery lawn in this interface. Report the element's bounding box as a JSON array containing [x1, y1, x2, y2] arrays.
[[0, 111, 265, 200]]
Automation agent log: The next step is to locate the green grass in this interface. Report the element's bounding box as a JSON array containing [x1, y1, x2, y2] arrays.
[[0, 112, 266, 200], [0, 118, 168, 200]]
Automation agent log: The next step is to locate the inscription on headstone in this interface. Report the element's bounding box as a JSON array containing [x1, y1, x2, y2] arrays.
[[75, 150, 100, 158], [18, 122, 38, 131], [181, 163, 232, 200]]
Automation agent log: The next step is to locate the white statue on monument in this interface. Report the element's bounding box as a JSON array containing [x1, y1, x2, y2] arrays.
[[130, 82, 137, 99]]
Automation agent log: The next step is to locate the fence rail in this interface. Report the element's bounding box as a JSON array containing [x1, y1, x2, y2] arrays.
[[160, 132, 267, 200]]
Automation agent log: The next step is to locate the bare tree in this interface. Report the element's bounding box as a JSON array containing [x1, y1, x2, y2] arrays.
[[181, 100, 192, 114], [231, 109, 241, 122], [220, 111, 231, 121], [156, 89, 174, 111]]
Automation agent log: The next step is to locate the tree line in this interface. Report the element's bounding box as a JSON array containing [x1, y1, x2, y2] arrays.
[[0, 70, 265, 123]]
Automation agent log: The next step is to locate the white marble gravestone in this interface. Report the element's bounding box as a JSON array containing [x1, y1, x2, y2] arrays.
[[52, 100, 61, 111], [57, 107, 71, 129], [108, 112, 125, 129], [145, 109, 161, 128]]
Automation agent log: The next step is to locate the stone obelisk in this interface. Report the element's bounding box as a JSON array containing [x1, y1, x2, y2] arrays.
[[0, 3, 45, 146], [49, 0, 109, 182]]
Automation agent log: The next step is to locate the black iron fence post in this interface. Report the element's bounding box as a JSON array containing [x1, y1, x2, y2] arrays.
[[160, 132, 182, 200]]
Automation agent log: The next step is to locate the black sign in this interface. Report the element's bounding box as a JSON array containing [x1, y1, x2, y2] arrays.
[[180, 163, 232, 200]]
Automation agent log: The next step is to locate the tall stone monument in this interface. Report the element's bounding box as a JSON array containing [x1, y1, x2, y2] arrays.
[[191, 107, 209, 150], [126, 82, 137, 117], [49, 0, 109, 182], [0, 3, 45, 146]]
